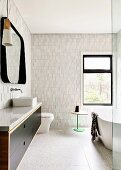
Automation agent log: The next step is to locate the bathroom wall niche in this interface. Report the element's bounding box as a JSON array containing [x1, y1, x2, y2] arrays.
[[1, 17, 26, 84]]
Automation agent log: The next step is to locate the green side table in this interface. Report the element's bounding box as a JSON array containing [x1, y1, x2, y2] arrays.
[[71, 111, 88, 132]]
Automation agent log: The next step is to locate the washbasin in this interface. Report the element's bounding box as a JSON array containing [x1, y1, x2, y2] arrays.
[[12, 97, 37, 107]]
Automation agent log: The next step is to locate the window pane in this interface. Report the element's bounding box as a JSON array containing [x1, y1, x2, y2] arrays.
[[84, 57, 110, 70], [84, 73, 111, 104]]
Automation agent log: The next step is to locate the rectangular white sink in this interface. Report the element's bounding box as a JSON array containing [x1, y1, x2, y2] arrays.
[[12, 97, 37, 107]]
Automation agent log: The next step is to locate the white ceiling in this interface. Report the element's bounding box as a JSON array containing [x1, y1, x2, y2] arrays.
[[14, 0, 112, 34]]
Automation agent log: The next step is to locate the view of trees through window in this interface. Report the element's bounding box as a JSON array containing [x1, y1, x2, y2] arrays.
[[83, 55, 112, 105], [84, 73, 111, 104]]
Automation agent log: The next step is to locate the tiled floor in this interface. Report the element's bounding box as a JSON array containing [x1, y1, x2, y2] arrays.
[[17, 128, 112, 170]]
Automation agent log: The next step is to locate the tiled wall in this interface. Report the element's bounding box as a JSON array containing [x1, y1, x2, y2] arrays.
[[0, 0, 31, 109], [31, 34, 112, 128]]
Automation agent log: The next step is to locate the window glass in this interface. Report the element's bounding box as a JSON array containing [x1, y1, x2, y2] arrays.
[[84, 73, 111, 104], [84, 57, 110, 70]]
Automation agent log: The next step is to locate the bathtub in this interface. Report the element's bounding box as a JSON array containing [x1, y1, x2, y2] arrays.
[[97, 112, 112, 150], [97, 110, 121, 152]]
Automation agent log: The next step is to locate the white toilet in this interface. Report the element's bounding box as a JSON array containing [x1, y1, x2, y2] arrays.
[[38, 113, 54, 133]]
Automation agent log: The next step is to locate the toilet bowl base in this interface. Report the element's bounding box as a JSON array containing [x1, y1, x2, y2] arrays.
[[37, 113, 54, 134]]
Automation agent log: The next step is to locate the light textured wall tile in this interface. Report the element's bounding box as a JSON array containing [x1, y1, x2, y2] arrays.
[[0, 0, 31, 109], [31, 34, 112, 128]]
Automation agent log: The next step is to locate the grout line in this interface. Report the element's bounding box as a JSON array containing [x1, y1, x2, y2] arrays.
[[83, 143, 92, 170]]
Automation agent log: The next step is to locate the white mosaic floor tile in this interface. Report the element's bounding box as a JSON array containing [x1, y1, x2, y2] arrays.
[[17, 128, 112, 170]]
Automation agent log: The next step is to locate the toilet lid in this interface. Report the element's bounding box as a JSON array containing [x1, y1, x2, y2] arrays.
[[41, 113, 54, 118]]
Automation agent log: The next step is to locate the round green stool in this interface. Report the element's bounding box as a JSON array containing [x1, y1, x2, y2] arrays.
[[71, 111, 88, 132]]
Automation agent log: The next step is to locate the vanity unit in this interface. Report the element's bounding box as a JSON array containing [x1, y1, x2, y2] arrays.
[[0, 102, 42, 170]]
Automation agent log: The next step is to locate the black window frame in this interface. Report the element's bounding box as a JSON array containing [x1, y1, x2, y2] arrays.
[[83, 55, 113, 106]]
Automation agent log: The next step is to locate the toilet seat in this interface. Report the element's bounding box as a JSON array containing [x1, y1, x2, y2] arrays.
[[41, 113, 54, 118]]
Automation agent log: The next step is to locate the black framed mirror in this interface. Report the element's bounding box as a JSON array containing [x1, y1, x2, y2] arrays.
[[1, 17, 26, 84]]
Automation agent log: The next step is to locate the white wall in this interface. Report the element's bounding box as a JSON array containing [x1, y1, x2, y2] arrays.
[[31, 34, 112, 128], [0, 0, 31, 109]]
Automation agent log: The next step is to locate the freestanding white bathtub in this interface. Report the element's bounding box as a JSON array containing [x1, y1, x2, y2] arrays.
[[97, 110, 121, 152], [97, 113, 112, 150]]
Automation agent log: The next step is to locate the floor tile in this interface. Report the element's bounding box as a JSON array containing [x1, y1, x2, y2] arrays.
[[17, 128, 112, 170]]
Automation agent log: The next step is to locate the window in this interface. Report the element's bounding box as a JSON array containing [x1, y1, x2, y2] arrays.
[[83, 55, 112, 105]]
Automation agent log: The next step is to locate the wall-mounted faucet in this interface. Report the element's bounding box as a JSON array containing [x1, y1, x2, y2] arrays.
[[10, 88, 23, 93]]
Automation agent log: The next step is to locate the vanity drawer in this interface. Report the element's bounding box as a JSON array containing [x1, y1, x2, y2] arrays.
[[10, 123, 27, 156], [31, 112, 41, 136], [10, 140, 28, 170], [10, 109, 41, 169]]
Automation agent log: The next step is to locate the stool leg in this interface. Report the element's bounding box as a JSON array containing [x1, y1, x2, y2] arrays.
[[77, 114, 79, 129], [73, 114, 85, 132]]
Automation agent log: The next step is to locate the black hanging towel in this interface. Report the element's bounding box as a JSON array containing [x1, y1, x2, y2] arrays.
[[91, 112, 100, 141]]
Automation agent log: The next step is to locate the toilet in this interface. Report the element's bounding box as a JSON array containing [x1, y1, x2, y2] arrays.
[[38, 113, 54, 133]]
